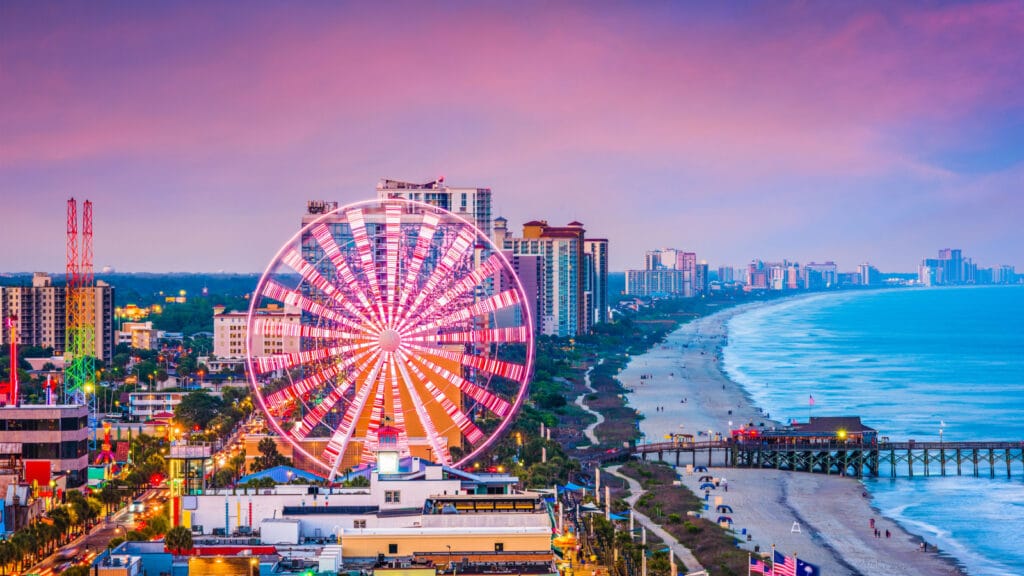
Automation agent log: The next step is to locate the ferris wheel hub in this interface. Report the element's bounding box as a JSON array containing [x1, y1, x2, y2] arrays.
[[378, 329, 402, 353]]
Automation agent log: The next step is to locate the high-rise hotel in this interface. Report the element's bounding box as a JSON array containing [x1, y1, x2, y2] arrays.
[[495, 219, 608, 337]]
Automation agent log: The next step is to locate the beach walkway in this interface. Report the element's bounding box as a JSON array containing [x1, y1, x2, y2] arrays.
[[575, 360, 605, 447], [606, 465, 704, 574]]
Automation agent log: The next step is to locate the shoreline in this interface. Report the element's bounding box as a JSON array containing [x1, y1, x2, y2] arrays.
[[618, 296, 965, 576]]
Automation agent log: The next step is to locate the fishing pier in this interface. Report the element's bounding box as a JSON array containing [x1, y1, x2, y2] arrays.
[[618, 417, 1024, 479]]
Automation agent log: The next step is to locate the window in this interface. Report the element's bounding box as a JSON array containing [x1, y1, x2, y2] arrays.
[[388, 543, 398, 554], [353, 519, 366, 529], [494, 543, 504, 552], [385, 490, 401, 503]]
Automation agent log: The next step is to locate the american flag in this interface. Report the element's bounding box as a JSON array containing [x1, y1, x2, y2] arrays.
[[750, 556, 772, 575], [773, 550, 797, 576]]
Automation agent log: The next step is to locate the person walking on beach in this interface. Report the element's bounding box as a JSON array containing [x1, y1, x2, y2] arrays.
[[885, 529, 890, 539]]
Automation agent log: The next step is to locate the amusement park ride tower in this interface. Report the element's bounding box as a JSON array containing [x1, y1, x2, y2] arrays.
[[65, 198, 99, 443]]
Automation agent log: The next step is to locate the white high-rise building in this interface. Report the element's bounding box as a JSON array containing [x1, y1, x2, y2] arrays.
[[376, 178, 493, 238]]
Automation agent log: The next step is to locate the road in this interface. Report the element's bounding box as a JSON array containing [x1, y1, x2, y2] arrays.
[[26, 488, 167, 576]]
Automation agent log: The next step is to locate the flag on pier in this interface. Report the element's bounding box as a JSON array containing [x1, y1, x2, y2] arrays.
[[749, 555, 772, 575], [808, 394, 815, 406], [796, 558, 820, 575], [773, 550, 797, 576]]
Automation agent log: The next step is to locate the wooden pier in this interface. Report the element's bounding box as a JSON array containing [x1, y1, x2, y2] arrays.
[[625, 439, 1024, 479]]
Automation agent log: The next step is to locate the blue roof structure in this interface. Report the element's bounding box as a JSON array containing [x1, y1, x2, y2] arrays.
[[238, 465, 326, 484]]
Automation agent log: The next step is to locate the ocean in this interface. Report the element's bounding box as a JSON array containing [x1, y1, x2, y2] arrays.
[[722, 286, 1024, 576]]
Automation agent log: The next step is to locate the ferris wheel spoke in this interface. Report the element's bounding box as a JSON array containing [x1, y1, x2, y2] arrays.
[[260, 280, 373, 336], [252, 339, 375, 375], [404, 289, 522, 339], [393, 212, 440, 321], [404, 343, 527, 390], [403, 352, 485, 445], [280, 247, 383, 332], [310, 223, 377, 314], [399, 227, 476, 328], [398, 253, 504, 333], [393, 352, 451, 465], [358, 368, 389, 466], [383, 204, 402, 325], [263, 345, 375, 409], [292, 349, 380, 440], [347, 208, 387, 323], [324, 354, 387, 479], [412, 326, 531, 346], [252, 316, 373, 345], [385, 357, 411, 456], [408, 353, 512, 418]]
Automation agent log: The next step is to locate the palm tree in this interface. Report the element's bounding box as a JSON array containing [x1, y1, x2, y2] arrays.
[[0, 540, 13, 575], [50, 506, 71, 543], [9, 531, 28, 573], [164, 525, 193, 555]]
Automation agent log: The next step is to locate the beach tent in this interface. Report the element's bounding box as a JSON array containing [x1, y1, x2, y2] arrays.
[[609, 513, 629, 521], [716, 504, 733, 513], [699, 482, 717, 490], [698, 475, 714, 483], [563, 482, 586, 492], [716, 515, 733, 524], [695, 466, 709, 473]]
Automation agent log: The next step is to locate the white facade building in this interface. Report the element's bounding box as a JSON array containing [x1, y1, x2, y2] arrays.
[[212, 304, 300, 359]]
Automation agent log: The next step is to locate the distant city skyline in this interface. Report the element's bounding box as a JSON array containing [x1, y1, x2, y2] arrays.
[[2, 2, 1022, 273]]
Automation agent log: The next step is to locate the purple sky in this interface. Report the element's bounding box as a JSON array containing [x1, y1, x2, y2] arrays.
[[2, 2, 1022, 273]]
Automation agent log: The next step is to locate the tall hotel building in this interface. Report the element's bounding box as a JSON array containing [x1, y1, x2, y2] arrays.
[[376, 178, 492, 238], [626, 249, 704, 298], [496, 219, 608, 337], [0, 272, 114, 361], [296, 185, 496, 470]]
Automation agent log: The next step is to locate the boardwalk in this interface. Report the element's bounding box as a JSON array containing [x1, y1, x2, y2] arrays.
[[604, 465, 704, 574]]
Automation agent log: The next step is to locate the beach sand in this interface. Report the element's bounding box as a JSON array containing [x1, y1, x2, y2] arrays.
[[618, 301, 964, 576]]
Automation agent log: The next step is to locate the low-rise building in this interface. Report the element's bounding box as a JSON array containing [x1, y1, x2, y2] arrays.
[[128, 391, 186, 423], [116, 321, 159, 350], [0, 404, 89, 486]]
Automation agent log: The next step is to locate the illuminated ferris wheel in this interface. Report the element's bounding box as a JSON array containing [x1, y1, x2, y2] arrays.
[[246, 198, 534, 479]]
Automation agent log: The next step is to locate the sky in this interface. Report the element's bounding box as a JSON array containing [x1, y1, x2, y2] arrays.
[[1, 1, 1022, 273]]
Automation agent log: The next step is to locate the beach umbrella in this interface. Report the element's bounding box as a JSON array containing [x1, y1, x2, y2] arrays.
[[699, 482, 716, 490]]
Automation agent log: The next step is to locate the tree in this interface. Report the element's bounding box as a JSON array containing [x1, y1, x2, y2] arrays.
[[174, 390, 224, 429], [251, 437, 290, 472], [147, 514, 171, 537], [63, 566, 91, 576], [125, 529, 148, 541], [99, 483, 123, 514], [165, 525, 194, 555]]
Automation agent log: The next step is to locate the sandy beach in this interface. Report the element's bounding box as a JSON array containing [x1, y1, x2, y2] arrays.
[[618, 301, 965, 576]]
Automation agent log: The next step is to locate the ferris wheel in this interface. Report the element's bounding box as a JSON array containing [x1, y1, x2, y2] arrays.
[[246, 198, 534, 479]]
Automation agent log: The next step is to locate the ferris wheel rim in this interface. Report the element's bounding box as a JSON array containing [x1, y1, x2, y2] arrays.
[[245, 197, 535, 477]]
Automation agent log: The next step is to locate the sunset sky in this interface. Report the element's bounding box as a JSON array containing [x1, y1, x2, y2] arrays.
[[2, 1, 1022, 273]]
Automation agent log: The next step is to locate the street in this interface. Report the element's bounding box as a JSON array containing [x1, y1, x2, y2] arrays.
[[26, 488, 167, 576]]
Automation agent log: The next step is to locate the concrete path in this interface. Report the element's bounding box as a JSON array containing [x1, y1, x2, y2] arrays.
[[606, 465, 705, 574], [574, 360, 605, 447]]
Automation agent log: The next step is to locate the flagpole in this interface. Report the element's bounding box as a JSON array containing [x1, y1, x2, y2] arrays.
[[747, 553, 751, 576]]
